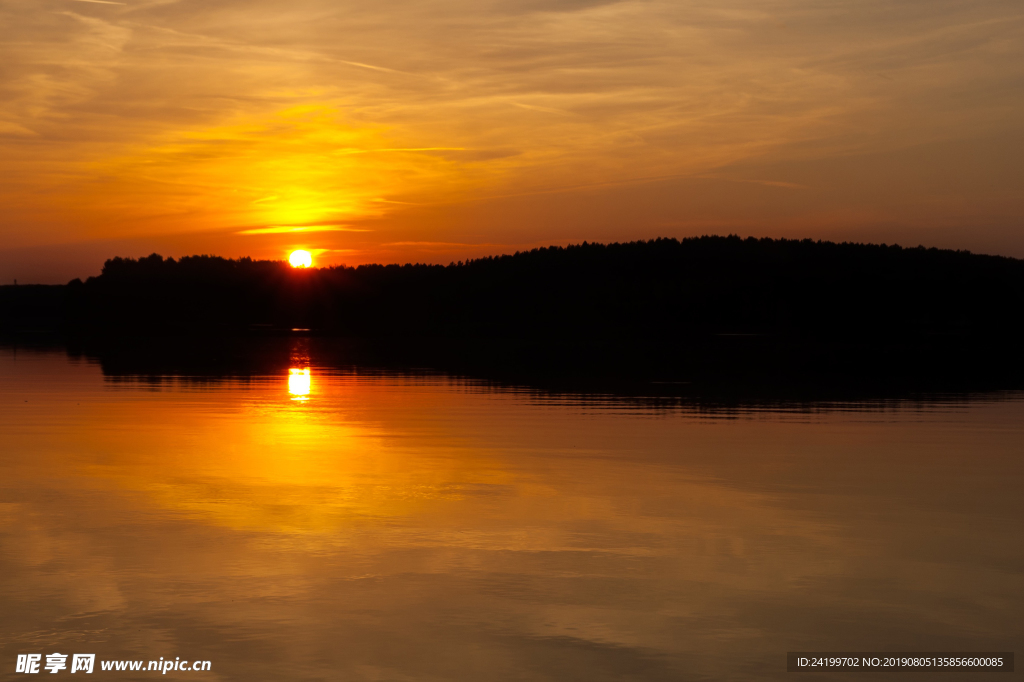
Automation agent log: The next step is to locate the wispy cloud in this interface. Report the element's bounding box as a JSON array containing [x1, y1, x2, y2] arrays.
[[0, 122, 39, 136], [338, 61, 407, 75], [2, 0, 1023, 270], [510, 102, 572, 116], [337, 148, 467, 155], [696, 176, 808, 190], [384, 241, 476, 247], [237, 225, 372, 235]]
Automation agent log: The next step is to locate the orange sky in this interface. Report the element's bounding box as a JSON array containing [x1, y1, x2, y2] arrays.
[[1, 0, 1022, 282]]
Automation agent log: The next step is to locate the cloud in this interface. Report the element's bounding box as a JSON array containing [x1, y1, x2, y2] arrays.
[[1, 0, 1023, 273], [0, 121, 39, 136], [237, 225, 372, 235]]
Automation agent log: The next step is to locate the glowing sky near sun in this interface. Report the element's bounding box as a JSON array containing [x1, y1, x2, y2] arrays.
[[1, 0, 1022, 281]]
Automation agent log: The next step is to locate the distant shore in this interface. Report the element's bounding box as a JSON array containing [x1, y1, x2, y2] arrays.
[[3, 236, 1023, 390]]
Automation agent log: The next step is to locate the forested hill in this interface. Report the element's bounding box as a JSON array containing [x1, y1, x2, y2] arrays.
[[4, 236, 1024, 342], [60, 236, 1024, 339]]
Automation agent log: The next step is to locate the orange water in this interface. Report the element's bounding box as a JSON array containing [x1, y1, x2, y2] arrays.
[[1, 348, 1021, 680]]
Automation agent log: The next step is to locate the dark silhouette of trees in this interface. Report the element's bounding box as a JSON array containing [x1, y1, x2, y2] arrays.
[[50, 236, 1024, 342], [5, 235, 1023, 388]]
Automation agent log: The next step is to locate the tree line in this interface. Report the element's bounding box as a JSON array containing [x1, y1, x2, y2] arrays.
[[51, 235, 1024, 341]]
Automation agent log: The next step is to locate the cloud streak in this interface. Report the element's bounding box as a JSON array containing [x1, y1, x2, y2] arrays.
[[237, 225, 372, 235], [1, 0, 1022, 279]]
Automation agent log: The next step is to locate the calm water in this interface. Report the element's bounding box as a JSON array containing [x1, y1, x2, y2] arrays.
[[1, 347, 1021, 681]]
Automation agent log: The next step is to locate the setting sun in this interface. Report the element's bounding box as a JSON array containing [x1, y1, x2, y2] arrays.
[[289, 250, 312, 268]]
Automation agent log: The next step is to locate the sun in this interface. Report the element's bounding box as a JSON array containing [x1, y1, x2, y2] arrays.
[[289, 250, 312, 268]]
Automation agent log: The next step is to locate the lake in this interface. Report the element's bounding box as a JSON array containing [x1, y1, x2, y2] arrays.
[[1, 344, 1020, 680]]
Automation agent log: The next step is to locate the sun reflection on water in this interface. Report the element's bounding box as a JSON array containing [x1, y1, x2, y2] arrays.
[[288, 368, 311, 400]]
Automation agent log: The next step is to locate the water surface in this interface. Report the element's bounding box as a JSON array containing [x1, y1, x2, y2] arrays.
[[1, 347, 1021, 680]]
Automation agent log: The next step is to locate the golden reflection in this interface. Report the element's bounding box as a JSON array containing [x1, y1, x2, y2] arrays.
[[3, 354, 1023, 682], [288, 368, 311, 400], [52, 371, 511, 534], [6, 345, 1024, 678]]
